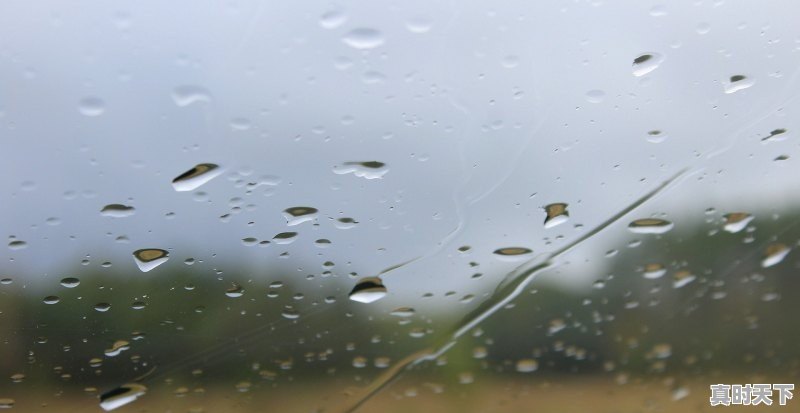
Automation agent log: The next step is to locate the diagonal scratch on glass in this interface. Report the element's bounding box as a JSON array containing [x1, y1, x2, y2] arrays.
[[332, 167, 691, 413]]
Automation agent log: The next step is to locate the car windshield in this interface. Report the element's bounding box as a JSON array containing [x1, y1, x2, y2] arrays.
[[1, 1, 799, 412]]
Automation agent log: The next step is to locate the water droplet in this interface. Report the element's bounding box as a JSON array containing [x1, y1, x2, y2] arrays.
[[94, 302, 112, 312], [172, 85, 212, 107], [585, 89, 605, 103], [543, 203, 569, 229], [99, 383, 146, 411], [60, 277, 80, 288], [722, 213, 754, 233], [761, 243, 790, 268], [493, 247, 533, 259], [341, 28, 384, 50], [334, 217, 359, 229], [672, 271, 696, 289], [627, 218, 673, 234], [132, 249, 169, 272], [272, 232, 298, 245], [390, 307, 415, 317], [131, 301, 146, 310], [281, 308, 300, 319], [319, 9, 347, 29], [349, 277, 387, 303], [315, 239, 332, 247], [104, 340, 130, 357], [283, 207, 318, 226], [78, 97, 106, 117], [643, 263, 666, 279], [515, 359, 539, 373], [632, 53, 664, 77], [229, 118, 251, 131], [43, 295, 60, 305], [762, 128, 788, 142], [100, 204, 135, 218], [695, 22, 711, 35], [0, 278, 12, 285], [724, 75, 754, 94], [405, 16, 432, 33], [333, 161, 388, 179], [646, 129, 667, 143], [8, 240, 27, 250], [172, 163, 223, 192], [0, 398, 14, 409], [225, 284, 244, 298]]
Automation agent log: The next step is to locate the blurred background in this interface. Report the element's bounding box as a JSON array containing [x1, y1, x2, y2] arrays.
[[1, 0, 799, 412]]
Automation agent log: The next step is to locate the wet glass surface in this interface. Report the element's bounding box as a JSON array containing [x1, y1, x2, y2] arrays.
[[1, 1, 799, 412]]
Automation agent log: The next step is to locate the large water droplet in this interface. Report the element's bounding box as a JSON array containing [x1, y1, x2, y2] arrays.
[[0, 398, 14, 409], [172, 85, 212, 107], [646, 129, 667, 143], [272, 232, 298, 245], [342, 28, 384, 49], [632, 53, 664, 77], [100, 204, 135, 218], [283, 207, 318, 226], [132, 249, 169, 272], [761, 243, 790, 268], [225, 283, 244, 298], [543, 203, 569, 229], [761, 128, 787, 142], [333, 161, 388, 179], [722, 213, 753, 233], [78, 97, 106, 117], [99, 383, 146, 411], [628, 218, 673, 234], [172, 163, 222, 192], [8, 240, 27, 250], [349, 277, 387, 303], [724, 75, 754, 94], [94, 302, 112, 312]]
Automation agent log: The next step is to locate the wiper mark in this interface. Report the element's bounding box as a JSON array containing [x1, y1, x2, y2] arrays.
[[332, 168, 689, 413]]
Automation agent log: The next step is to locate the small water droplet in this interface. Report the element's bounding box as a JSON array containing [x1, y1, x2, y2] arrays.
[[283, 207, 318, 226], [646, 129, 667, 143], [349, 277, 387, 303], [78, 97, 106, 117], [761, 243, 790, 268], [104, 340, 130, 357], [172, 85, 212, 107], [628, 218, 673, 234], [319, 9, 347, 29], [405, 16, 432, 33], [342, 28, 384, 50], [515, 359, 539, 373], [172, 163, 223, 192], [334, 217, 359, 229], [493, 247, 533, 260], [643, 263, 666, 279], [132, 249, 169, 272], [223, 282, 244, 298], [632, 53, 664, 77], [43, 295, 60, 305], [333, 161, 388, 179], [94, 302, 112, 312], [722, 213, 753, 233], [585, 89, 605, 103], [272, 232, 298, 245], [724, 75, 754, 94], [281, 308, 300, 319], [672, 271, 696, 289], [100, 204, 135, 218], [543, 203, 569, 229], [390, 307, 415, 317], [99, 383, 146, 411]]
